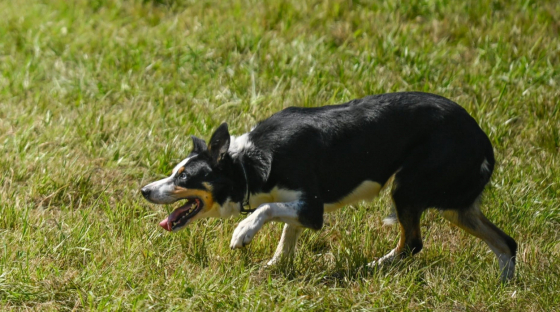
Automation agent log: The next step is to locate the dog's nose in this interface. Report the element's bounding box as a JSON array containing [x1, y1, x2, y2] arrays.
[[141, 187, 151, 198]]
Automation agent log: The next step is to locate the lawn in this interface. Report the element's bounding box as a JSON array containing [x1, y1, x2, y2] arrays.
[[0, 0, 559, 310]]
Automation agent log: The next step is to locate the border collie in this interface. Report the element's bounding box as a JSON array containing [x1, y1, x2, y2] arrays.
[[141, 92, 517, 281]]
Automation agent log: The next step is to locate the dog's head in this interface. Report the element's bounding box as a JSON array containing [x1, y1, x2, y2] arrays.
[[141, 123, 241, 232]]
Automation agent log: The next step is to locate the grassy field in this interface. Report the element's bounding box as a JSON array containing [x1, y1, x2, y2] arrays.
[[1, 0, 559, 310]]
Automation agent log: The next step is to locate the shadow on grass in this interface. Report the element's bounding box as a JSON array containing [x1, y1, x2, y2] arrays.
[[141, 0, 190, 9], [263, 252, 460, 289]]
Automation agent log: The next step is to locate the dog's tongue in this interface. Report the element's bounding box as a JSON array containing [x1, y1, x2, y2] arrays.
[[159, 217, 171, 231], [159, 200, 197, 231]]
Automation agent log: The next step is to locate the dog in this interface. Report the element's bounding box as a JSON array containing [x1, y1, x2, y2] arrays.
[[141, 92, 517, 281]]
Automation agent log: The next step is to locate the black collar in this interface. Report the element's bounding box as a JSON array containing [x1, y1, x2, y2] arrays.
[[239, 159, 256, 215]]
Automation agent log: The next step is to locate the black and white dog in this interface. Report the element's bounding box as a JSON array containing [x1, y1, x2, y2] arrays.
[[141, 92, 517, 281]]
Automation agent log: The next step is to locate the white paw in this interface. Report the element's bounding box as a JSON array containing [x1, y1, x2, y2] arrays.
[[367, 248, 398, 268], [266, 257, 280, 266], [230, 216, 263, 249]]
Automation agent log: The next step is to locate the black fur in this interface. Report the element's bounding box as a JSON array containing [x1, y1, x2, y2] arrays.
[[190, 92, 495, 217], [240, 93, 494, 223]]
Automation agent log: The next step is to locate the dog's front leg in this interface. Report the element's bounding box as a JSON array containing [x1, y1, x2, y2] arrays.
[[266, 224, 303, 266], [230, 200, 308, 249]]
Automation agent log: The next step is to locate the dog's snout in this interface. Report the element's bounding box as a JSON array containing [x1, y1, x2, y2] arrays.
[[141, 187, 151, 198]]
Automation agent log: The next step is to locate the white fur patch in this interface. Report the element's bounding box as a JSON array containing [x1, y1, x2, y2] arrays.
[[229, 133, 253, 157], [189, 199, 240, 221], [324, 180, 382, 213], [249, 187, 302, 208], [172, 156, 195, 177], [217, 199, 241, 218], [143, 176, 176, 203]]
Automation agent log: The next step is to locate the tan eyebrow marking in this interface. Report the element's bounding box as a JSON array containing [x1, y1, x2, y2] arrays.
[[177, 167, 185, 175]]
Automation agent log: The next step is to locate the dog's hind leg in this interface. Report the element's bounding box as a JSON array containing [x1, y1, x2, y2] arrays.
[[266, 224, 303, 266], [441, 203, 517, 282], [370, 170, 427, 267], [371, 204, 424, 266]]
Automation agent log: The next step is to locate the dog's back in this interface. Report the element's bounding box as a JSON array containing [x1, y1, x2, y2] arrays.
[[247, 92, 494, 210]]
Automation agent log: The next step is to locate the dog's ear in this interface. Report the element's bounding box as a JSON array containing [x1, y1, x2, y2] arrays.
[[208, 122, 230, 166], [191, 136, 207, 154]]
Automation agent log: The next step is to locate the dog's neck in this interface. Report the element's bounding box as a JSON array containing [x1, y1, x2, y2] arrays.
[[229, 146, 272, 213]]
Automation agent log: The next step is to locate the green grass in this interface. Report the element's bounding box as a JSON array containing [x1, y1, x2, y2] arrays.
[[0, 0, 559, 310]]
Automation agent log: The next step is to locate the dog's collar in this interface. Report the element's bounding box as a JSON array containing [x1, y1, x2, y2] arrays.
[[239, 159, 256, 215]]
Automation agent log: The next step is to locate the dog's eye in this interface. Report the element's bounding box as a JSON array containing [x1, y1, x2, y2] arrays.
[[179, 172, 187, 180]]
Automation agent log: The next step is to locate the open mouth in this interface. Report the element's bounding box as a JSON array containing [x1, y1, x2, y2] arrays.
[[159, 197, 203, 232]]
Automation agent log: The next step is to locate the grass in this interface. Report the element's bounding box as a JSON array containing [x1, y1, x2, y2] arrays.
[[0, 0, 559, 310]]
